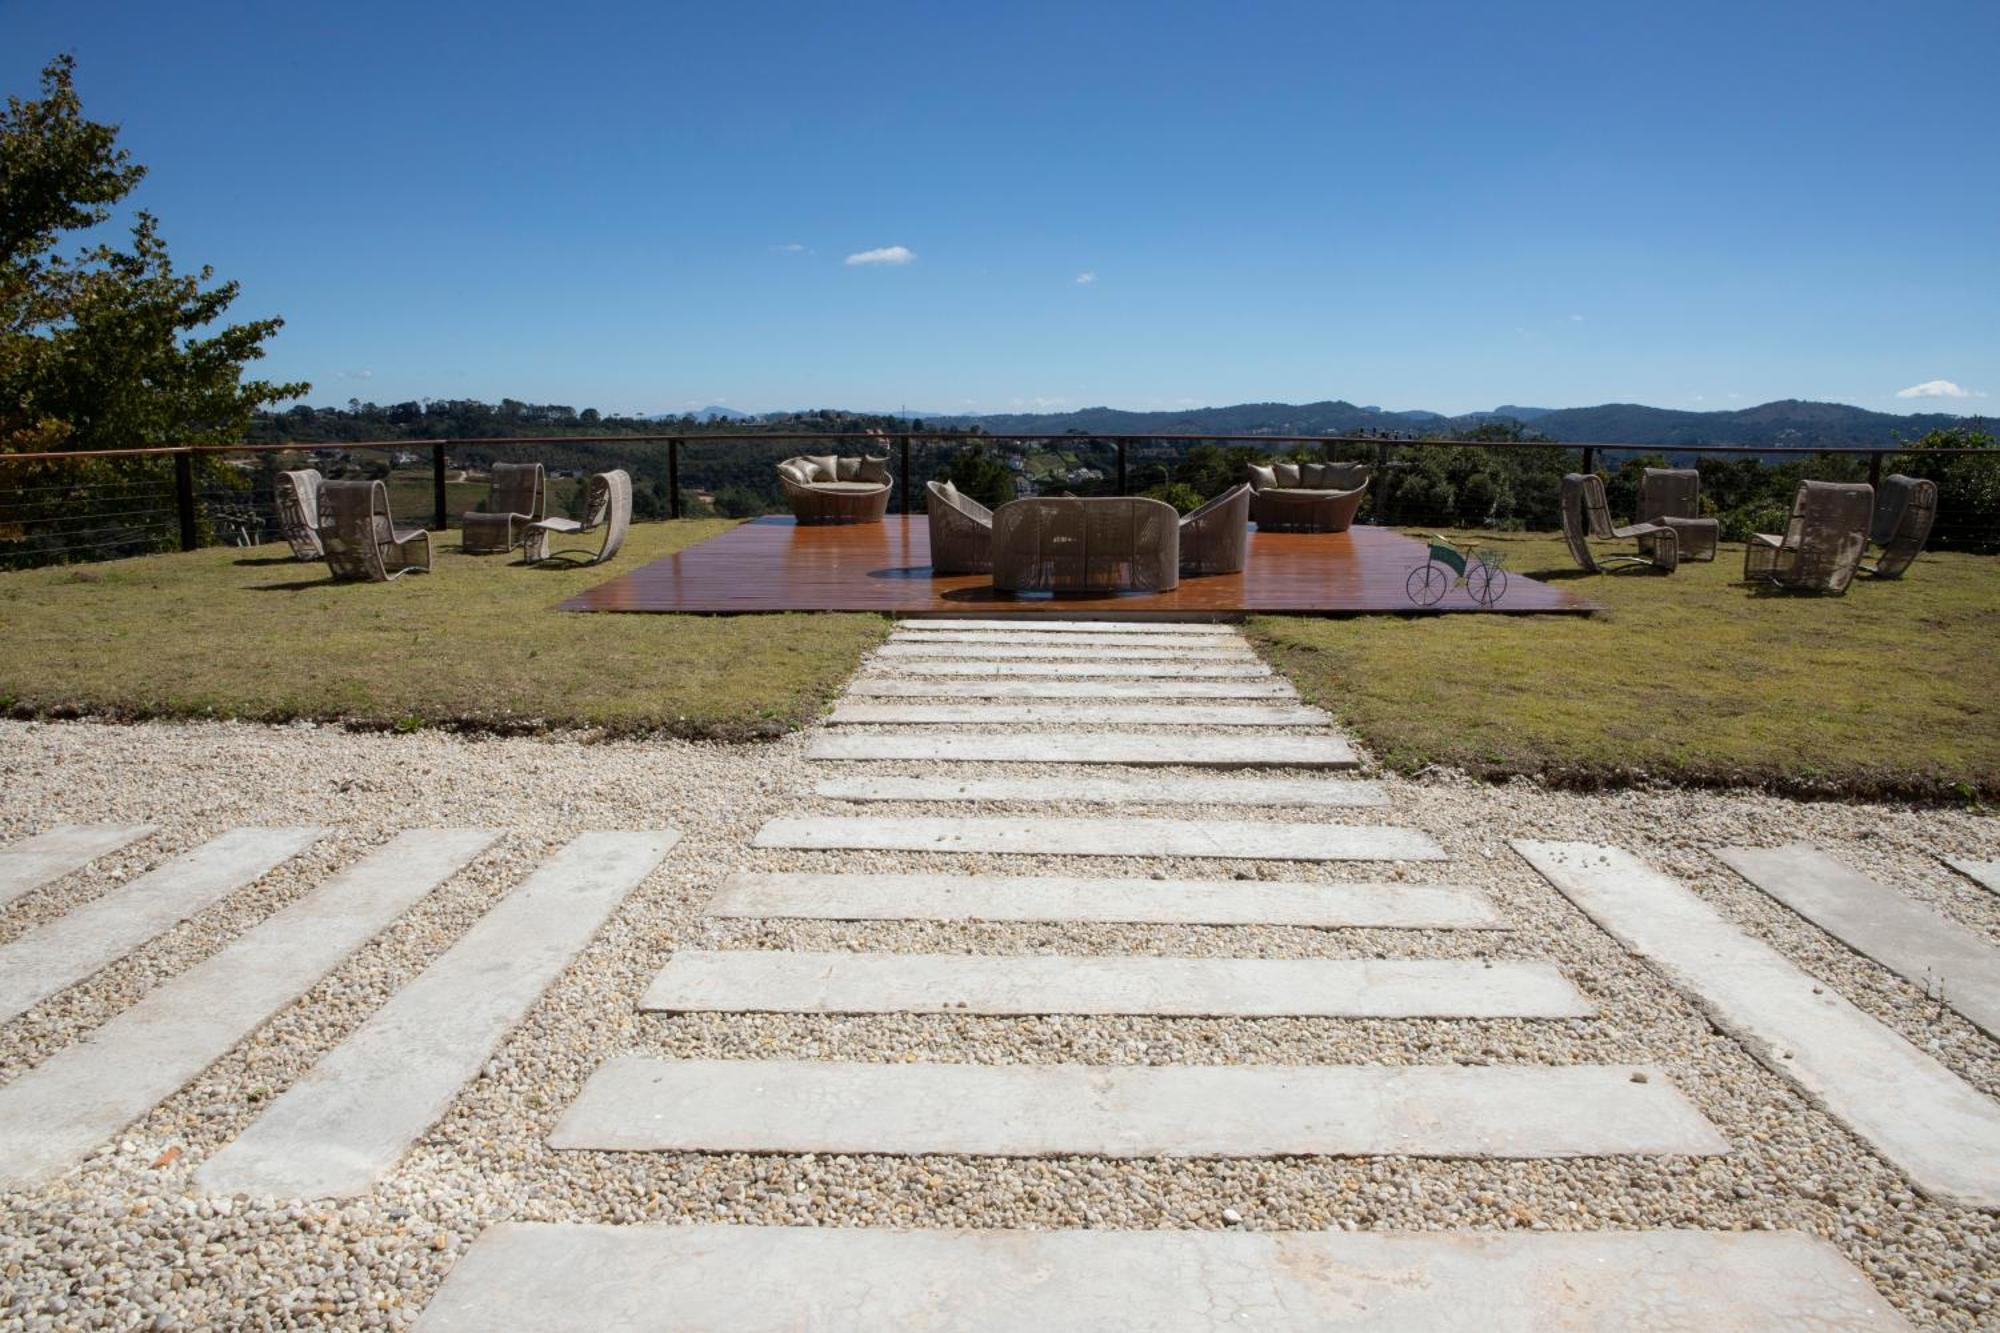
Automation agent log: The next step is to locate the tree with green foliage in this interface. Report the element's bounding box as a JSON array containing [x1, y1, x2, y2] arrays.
[[1890, 426, 2000, 554], [938, 440, 1017, 510]]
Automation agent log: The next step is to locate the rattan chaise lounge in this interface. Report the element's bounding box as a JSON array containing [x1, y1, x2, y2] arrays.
[[1247, 461, 1370, 532], [1178, 483, 1252, 576], [1560, 473, 1678, 573], [274, 468, 324, 560], [1744, 480, 1874, 594], [991, 496, 1179, 593], [777, 454, 894, 524], [525, 470, 632, 565], [1862, 473, 1938, 579], [925, 480, 994, 575], [318, 479, 432, 582], [1636, 467, 1719, 562], [461, 462, 546, 554]]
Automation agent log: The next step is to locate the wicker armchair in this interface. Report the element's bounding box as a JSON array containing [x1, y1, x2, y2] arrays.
[[1178, 483, 1252, 576], [462, 462, 546, 553], [525, 470, 632, 565], [991, 496, 1179, 593], [1744, 480, 1874, 594], [926, 480, 994, 575], [274, 469, 325, 560], [1862, 474, 1938, 579], [318, 480, 432, 582], [1560, 473, 1678, 574], [777, 454, 893, 524], [1636, 467, 1719, 562], [1247, 461, 1370, 532]]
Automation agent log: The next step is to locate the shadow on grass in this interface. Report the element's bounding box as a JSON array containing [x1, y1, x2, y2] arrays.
[[231, 556, 303, 568]]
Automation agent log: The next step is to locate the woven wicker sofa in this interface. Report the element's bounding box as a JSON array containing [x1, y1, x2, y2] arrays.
[[1246, 461, 1370, 532], [991, 496, 1179, 594], [776, 454, 893, 524]]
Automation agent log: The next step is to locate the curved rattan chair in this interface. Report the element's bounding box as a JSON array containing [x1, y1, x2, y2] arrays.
[[777, 455, 893, 524], [525, 470, 632, 565], [1560, 473, 1678, 574], [461, 462, 546, 553], [1636, 467, 1719, 562], [991, 496, 1179, 594], [1178, 483, 1252, 576], [1745, 480, 1874, 594], [318, 480, 432, 583], [1862, 474, 1938, 579], [926, 480, 994, 575], [274, 468, 324, 560], [1248, 462, 1370, 532]]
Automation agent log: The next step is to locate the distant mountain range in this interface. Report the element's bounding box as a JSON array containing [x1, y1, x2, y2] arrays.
[[912, 398, 1984, 449]]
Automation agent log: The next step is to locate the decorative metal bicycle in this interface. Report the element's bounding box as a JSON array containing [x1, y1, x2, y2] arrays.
[[1406, 534, 1508, 608]]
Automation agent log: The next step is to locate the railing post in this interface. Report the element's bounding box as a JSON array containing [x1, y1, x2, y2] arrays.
[[173, 450, 198, 551], [668, 437, 682, 519], [1867, 450, 1883, 490], [431, 442, 448, 531], [1581, 446, 1597, 475], [898, 434, 912, 514], [1116, 439, 1129, 496]]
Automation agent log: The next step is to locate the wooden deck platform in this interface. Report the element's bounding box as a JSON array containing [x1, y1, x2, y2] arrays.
[[562, 517, 1595, 619]]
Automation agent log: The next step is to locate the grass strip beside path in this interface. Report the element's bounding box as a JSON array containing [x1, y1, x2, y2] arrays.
[[1251, 531, 1999, 802], [0, 521, 887, 741]]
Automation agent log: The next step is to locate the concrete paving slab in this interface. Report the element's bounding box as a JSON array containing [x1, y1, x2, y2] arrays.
[[1515, 839, 2000, 1210], [0, 826, 326, 1025], [889, 660, 1273, 678], [0, 823, 156, 908], [899, 618, 1238, 634], [551, 1057, 1727, 1158], [0, 830, 500, 1190], [827, 702, 1331, 727], [706, 872, 1505, 928], [753, 815, 1443, 862], [196, 830, 678, 1199], [845, 677, 1298, 699], [1719, 844, 2000, 1039], [642, 952, 1591, 1018], [876, 642, 1255, 662], [814, 773, 1387, 808], [1942, 856, 2000, 896], [807, 732, 1355, 767], [416, 1223, 1907, 1332]]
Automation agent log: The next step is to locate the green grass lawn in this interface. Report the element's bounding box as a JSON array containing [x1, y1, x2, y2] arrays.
[[0, 520, 886, 740], [1252, 530, 2000, 801]]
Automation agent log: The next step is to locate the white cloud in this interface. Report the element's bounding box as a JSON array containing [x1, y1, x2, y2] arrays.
[[1075, 271, 1097, 285], [1569, 313, 1585, 322], [773, 242, 808, 253], [336, 368, 374, 380], [845, 245, 914, 266], [1895, 378, 1982, 399]]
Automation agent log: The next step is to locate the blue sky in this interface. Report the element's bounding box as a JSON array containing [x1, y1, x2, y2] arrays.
[[4, 0, 1995, 417]]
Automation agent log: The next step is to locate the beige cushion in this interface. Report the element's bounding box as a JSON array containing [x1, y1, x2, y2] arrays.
[[1246, 464, 1278, 491], [1273, 462, 1301, 487], [1321, 462, 1369, 490], [804, 454, 839, 483], [836, 457, 862, 481], [776, 462, 810, 485], [1299, 462, 1330, 488], [856, 456, 893, 486]]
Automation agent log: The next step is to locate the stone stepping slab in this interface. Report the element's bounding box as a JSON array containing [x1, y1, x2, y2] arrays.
[[0, 830, 500, 1191], [845, 677, 1298, 700], [900, 617, 1239, 634], [893, 631, 1246, 650], [551, 1057, 1726, 1158], [1719, 844, 2000, 1040], [1943, 855, 2000, 896], [196, 830, 679, 1199], [807, 732, 1354, 767], [754, 816, 1443, 862], [706, 872, 1505, 929], [0, 823, 156, 908], [1515, 840, 2000, 1210], [814, 773, 1387, 808], [415, 1223, 1907, 1332], [875, 643, 1254, 662], [826, 702, 1331, 727], [886, 660, 1273, 679], [0, 826, 326, 1026], [642, 951, 1591, 1018]]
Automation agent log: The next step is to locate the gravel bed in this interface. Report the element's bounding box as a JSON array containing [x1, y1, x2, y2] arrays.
[[0, 713, 1995, 1330]]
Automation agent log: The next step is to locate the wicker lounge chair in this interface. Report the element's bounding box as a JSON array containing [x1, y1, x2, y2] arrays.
[[1744, 480, 1874, 594], [1560, 473, 1678, 574], [318, 479, 432, 582], [525, 470, 632, 565], [1862, 473, 1938, 579], [461, 462, 546, 554], [991, 496, 1179, 594], [777, 454, 894, 524], [1636, 467, 1719, 562], [1246, 461, 1369, 532], [1178, 483, 1252, 576], [925, 480, 994, 575], [273, 468, 324, 560]]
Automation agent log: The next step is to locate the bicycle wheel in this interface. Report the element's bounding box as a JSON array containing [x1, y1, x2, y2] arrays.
[[1406, 563, 1449, 606], [1467, 563, 1508, 606]]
